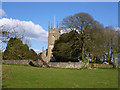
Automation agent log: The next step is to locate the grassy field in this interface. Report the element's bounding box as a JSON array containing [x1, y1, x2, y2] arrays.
[[2, 64, 118, 88]]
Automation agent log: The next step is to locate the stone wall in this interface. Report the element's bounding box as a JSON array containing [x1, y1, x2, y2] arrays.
[[93, 63, 113, 68], [2, 60, 43, 66], [2, 60, 114, 68], [48, 62, 85, 69], [2, 60, 31, 64], [48, 62, 114, 68]]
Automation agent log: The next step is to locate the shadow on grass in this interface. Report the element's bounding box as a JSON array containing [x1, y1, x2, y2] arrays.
[[2, 84, 7, 88]]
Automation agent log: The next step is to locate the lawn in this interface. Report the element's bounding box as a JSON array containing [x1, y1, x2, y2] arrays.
[[2, 64, 118, 88]]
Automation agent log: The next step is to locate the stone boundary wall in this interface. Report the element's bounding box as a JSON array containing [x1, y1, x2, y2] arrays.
[[2, 60, 114, 68], [48, 62, 114, 68], [48, 62, 85, 69], [2, 60, 43, 66], [93, 63, 113, 68], [2, 60, 32, 65]]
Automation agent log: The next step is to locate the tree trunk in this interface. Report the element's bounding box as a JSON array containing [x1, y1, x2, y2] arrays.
[[94, 56, 96, 63], [86, 54, 89, 66], [107, 43, 110, 63], [107, 49, 110, 63], [91, 56, 93, 63], [113, 52, 117, 68], [87, 56, 89, 64], [82, 42, 85, 60], [110, 51, 113, 63]]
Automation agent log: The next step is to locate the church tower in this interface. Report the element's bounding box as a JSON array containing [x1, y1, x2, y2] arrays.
[[47, 21, 61, 62]]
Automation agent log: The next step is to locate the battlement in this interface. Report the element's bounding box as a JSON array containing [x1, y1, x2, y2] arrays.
[[48, 21, 61, 32]]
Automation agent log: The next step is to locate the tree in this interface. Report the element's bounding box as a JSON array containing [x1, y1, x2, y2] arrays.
[[117, 30, 120, 67], [62, 12, 104, 61], [52, 30, 82, 62], [29, 49, 38, 61], [1, 24, 25, 43], [3, 37, 38, 60], [0, 24, 31, 50], [104, 26, 118, 65], [86, 25, 105, 63], [38, 52, 42, 59]]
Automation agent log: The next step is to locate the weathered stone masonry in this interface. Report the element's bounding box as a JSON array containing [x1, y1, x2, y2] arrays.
[[2, 60, 113, 68], [42, 22, 61, 63]]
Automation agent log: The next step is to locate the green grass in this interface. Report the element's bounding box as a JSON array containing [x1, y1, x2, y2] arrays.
[[2, 64, 118, 88]]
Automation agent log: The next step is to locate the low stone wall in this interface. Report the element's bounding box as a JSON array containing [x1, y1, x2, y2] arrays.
[[2, 60, 32, 64], [93, 63, 113, 68], [48, 62, 114, 68], [2, 60, 43, 66], [48, 62, 85, 69], [2, 60, 114, 68]]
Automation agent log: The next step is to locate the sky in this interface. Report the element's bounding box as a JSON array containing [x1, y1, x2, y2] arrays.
[[0, 2, 118, 53]]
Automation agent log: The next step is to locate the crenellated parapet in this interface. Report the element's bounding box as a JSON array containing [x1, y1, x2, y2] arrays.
[[48, 21, 61, 33]]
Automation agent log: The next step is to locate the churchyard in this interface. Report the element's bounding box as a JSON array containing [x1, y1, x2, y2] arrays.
[[2, 64, 118, 88], [1, 2, 119, 89]]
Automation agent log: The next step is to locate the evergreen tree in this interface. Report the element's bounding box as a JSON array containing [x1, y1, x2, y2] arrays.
[[3, 37, 38, 60], [52, 30, 82, 62]]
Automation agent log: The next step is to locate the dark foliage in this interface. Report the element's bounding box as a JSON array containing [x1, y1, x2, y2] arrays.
[[3, 37, 39, 60], [52, 30, 82, 62]]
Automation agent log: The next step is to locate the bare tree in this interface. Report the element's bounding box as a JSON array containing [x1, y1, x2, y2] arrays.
[[62, 12, 104, 61], [0, 23, 31, 49]]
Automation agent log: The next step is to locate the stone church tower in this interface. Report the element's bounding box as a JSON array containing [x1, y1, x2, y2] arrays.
[[47, 22, 61, 62]]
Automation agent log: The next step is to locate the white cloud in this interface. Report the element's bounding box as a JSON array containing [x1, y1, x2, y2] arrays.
[[61, 28, 72, 34], [34, 49, 40, 52], [114, 27, 120, 31], [0, 18, 48, 43], [0, 9, 6, 17], [61, 28, 79, 34]]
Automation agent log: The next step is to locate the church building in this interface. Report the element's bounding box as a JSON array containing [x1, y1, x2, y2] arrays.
[[41, 21, 61, 63]]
